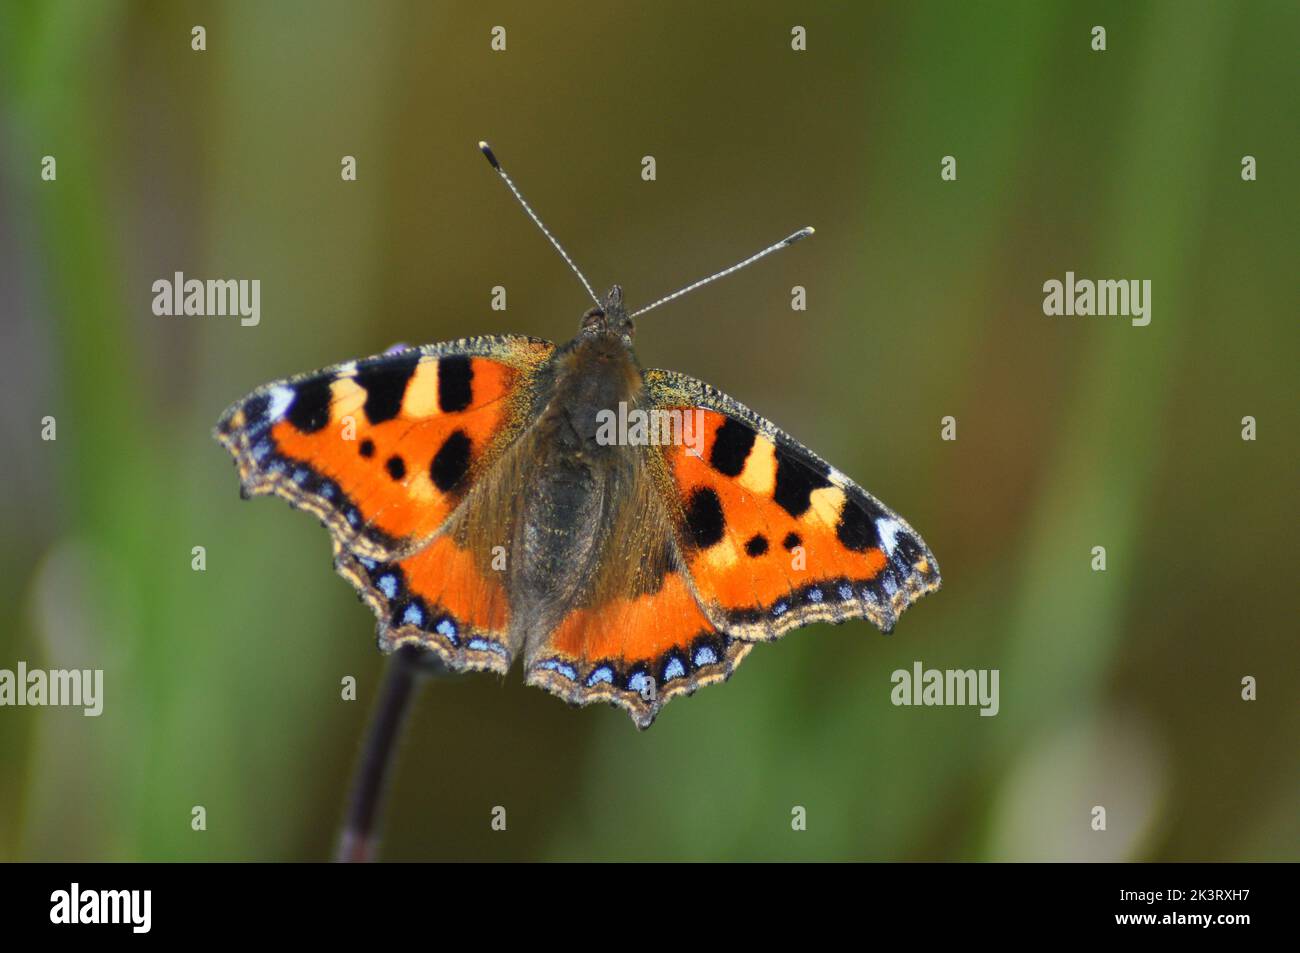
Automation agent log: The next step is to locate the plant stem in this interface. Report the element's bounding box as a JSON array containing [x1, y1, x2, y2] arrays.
[[334, 644, 429, 862]]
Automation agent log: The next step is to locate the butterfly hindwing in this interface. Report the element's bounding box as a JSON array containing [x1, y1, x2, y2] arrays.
[[333, 532, 515, 675], [523, 540, 752, 728], [215, 335, 554, 561], [644, 369, 941, 639]]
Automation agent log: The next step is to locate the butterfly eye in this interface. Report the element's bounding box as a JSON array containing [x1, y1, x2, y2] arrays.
[[581, 307, 607, 332]]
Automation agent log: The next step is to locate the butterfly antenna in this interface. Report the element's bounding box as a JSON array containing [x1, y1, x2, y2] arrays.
[[478, 141, 601, 308], [628, 226, 815, 320]]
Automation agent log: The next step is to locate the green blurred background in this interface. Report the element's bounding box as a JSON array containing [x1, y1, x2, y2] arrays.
[[1, 1, 1295, 861]]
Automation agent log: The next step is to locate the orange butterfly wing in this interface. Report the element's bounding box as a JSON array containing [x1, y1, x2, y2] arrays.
[[520, 370, 939, 728], [333, 533, 515, 674], [645, 369, 941, 639], [524, 566, 751, 728], [215, 336, 553, 561], [216, 336, 553, 672]]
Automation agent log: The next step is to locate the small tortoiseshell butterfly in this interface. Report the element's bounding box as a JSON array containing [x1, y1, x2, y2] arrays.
[[215, 143, 940, 728]]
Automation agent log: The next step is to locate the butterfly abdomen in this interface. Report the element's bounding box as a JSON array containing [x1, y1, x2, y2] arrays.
[[509, 333, 646, 656]]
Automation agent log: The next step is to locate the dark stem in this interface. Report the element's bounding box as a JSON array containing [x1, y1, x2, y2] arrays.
[[334, 644, 427, 862]]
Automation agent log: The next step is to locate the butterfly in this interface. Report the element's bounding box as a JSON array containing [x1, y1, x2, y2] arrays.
[[214, 143, 940, 728]]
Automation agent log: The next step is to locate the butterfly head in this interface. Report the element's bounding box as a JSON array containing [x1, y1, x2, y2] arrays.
[[580, 284, 634, 344]]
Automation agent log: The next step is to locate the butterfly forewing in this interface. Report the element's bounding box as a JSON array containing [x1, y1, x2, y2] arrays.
[[644, 369, 941, 639], [214, 335, 553, 561]]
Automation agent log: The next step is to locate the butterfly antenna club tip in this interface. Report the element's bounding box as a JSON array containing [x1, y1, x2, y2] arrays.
[[478, 141, 500, 170]]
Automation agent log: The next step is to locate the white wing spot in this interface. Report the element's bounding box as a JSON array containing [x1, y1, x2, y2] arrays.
[[876, 518, 904, 556], [266, 385, 294, 422]]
